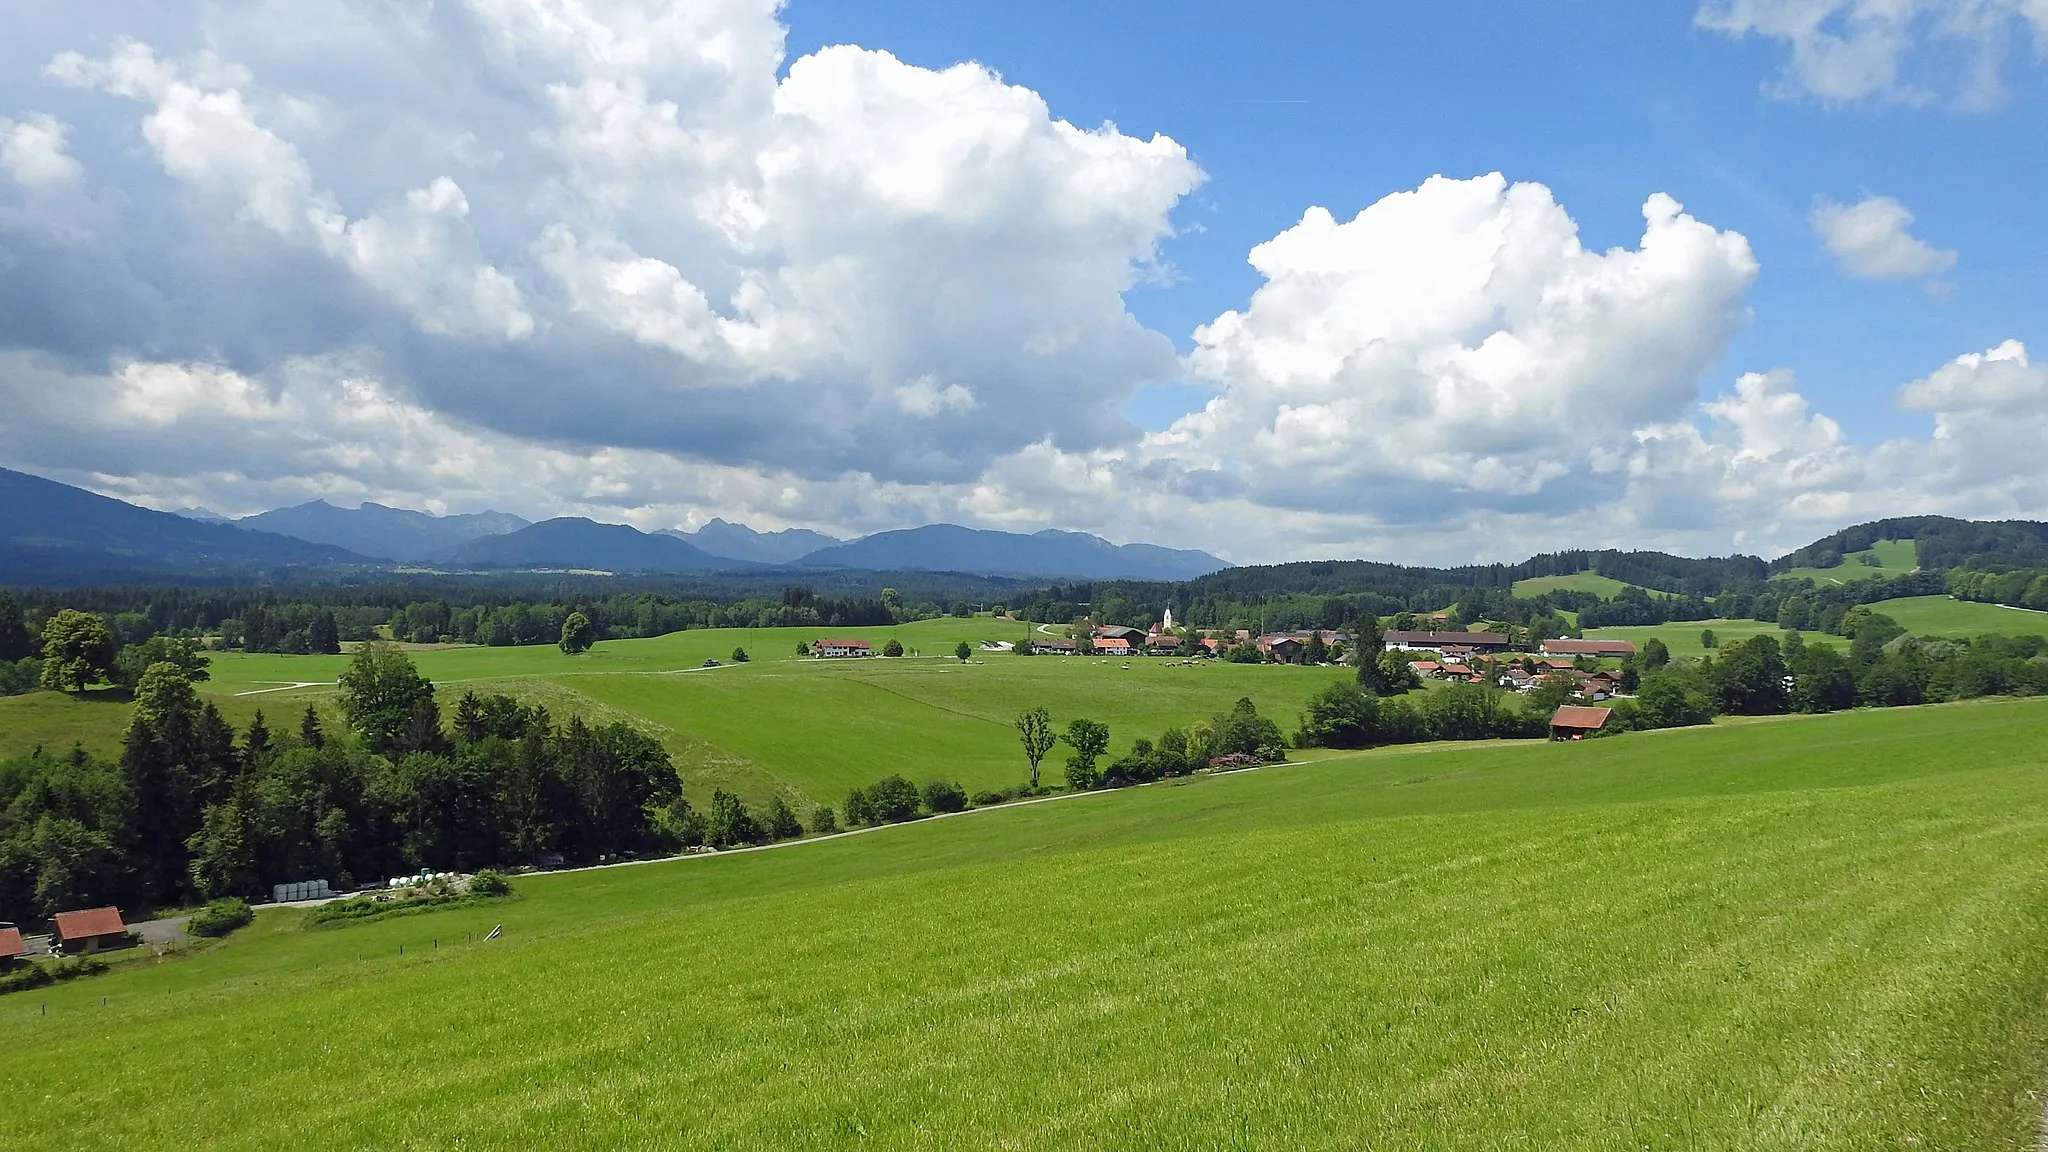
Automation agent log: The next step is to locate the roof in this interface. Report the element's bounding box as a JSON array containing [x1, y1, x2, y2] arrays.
[[1383, 630, 1513, 647], [1542, 639, 1637, 655], [0, 926, 22, 959], [52, 906, 125, 941], [1148, 635, 1182, 646], [1095, 637, 1132, 649], [1409, 661, 1441, 672], [1550, 705, 1613, 730], [815, 638, 870, 648], [1033, 638, 1077, 648]]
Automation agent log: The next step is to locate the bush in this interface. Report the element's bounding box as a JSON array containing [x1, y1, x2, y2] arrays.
[[187, 897, 255, 938], [921, 779, 968, 813], [731, 647, 750, 663], [866, 775, 921, 823], [469, 869, 513, 897], [970, 787, 1013, 806], [882, 639, 905, 658], [0, 956, 106, 997], [808, 805, 839, 835]]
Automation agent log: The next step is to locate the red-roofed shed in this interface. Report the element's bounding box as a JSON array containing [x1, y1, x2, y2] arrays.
[[0, 925, 24, 967], [1549, 705, 1612, 740], [52, 906, 128, 954]]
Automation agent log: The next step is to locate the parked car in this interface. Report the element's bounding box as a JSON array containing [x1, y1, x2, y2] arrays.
[[702, 658, 721, 668]]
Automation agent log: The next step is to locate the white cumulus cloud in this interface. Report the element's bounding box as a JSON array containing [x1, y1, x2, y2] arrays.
[[1810, 194, 1957, 280], [1697, 0, 2048, 107], [0, 113, 84, 188]]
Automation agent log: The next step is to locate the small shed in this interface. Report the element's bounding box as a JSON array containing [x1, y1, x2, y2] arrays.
[[52, 906, 129, 954], [1549, 705, 1613, 741], [0, 925, 24, 968]]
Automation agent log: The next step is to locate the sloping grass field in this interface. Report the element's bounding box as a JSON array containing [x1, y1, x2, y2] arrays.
[[0, 618, 1356, 806], [1775, 539, 1919, 586], [1586, 596, 2048, 660], [4, 698, 2048, 1148], [1512, 571, 1674, 600]]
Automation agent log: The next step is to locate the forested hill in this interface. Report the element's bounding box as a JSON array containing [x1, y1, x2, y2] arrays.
[[1772, 516, 2048, 573]]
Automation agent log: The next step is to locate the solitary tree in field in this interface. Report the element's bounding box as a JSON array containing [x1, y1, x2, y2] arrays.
[[954, 641, 972, 663], [882, 639, 905, 658], [38, 608, 115, 692], [1015, 707, 1056, 792], [732, 647, 750, 663], [559, 612, 596, 655], [1062, 718, 1111, 790], [1699, 628, 1719, 650]]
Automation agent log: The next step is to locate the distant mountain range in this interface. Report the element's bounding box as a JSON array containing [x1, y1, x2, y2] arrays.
[[0, 467, 370, 582], [2, 466, 1233, 582], [444, 518, 727, 571], [236, 500, 531, 562], [657, 519, 842, 565]]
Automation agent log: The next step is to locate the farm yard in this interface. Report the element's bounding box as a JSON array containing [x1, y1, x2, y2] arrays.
[[4, 698, 2048, 1149]]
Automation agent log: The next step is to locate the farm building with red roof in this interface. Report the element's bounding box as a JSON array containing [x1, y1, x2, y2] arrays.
[[52, 906, 129, 954], [1549, 705, 1613, 740], [1541, 639, 1637, 658]]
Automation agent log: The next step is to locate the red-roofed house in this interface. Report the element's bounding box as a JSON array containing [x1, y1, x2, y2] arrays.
[[52, 906, 128, 954], [1541, 638, 1637, 658], [1549, 705, 1612, 740], [0, 925, 24, 968], [1096, 637, 1132, 654]]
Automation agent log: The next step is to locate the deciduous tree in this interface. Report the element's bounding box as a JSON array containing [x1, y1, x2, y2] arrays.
[[38, 609, 114, 692], [1015, 707, 1056, 791]]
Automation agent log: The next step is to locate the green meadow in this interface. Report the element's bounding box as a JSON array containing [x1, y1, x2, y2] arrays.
[[1511, 571, 1669, 600], [1586, 595, 2048, 659], [1583, 616, 1792, 660], [0, 618, 1354, 807], [5, 698, 2048, 1149], [1774, 538, 1920, 585]]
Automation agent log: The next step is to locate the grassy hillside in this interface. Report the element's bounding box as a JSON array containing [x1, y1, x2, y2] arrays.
[[5, 698, 2048, 1149], [1583, 594, 2048, 658], [1, 618, 1355, 806], [1511, 571, 1670, 600], [1774, 539, 1918, 585], [1870, 594, 2048, 638]]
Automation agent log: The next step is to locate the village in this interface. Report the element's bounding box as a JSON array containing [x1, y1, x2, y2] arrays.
[[806, 611, 1639, 713]]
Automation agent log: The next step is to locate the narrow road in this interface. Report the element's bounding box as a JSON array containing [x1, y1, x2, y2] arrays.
[[234, 681, 333, 696]]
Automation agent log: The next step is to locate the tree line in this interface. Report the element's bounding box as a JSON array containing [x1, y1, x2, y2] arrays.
[[0, 644, 689, 922]]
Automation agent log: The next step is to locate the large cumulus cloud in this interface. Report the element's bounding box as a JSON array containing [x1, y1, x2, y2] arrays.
[[0, 0, 1200, 491], [4, 2, 2048, 566]]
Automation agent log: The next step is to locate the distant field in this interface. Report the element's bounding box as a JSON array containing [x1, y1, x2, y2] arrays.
[[1583, 617, 1791, 660], [1870, 595, 2048, 638], [1511, 571, 1670, 600], [1582, 594, 2048, 658], [1775, 539, 1918, 586], [2, 618, 1355, 807], [6, 698, 2048, 1149]]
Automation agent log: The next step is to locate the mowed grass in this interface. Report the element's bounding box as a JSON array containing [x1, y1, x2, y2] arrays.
[[0, 618, 1353, 805], [5, 698, 2048, 1148], [1775, 539, 1919, 586]]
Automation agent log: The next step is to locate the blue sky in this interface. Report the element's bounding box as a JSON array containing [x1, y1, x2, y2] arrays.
[[785, 0, 2046, 441], [0, 0, 2044, 563]]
